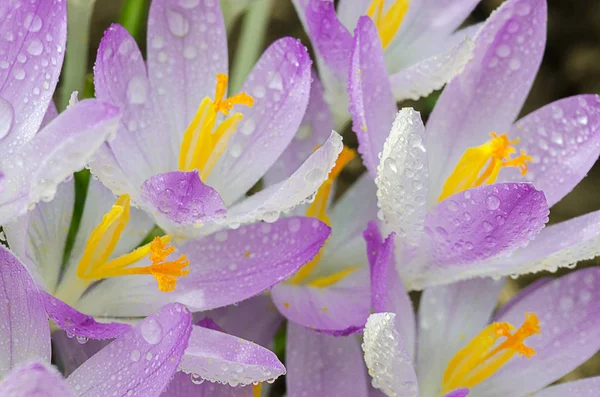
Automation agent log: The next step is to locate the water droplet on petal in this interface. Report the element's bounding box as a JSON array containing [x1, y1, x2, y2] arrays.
[[179, 0, 200, 8], [127, 75, 149, 105], [486, 195, 500, 210], [140, 318, 163, 345], [24, 13, 42, 32], [166, 7, 190, 38], [27, 39, 43, 56]]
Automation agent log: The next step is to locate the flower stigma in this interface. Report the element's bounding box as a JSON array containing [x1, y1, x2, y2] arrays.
[[438, 132, 532, 202], [440, 312, 540, 394], [178, 73, 254, 180], [366, 0, 410, 49]]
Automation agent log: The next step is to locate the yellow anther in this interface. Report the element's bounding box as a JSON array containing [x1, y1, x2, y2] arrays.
[[366, 0, 410, 49], [253, 383, 262, 397], [438, 132, 533, 202], [178, 74, 254, 178], [287, 146, 356, 285], [75, 195, 189, 293], [441, 313, 540, 393]]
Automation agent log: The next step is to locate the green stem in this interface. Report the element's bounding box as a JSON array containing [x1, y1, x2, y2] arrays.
[[229, 0, 273, 94], [58, 0, 97, 110], [119, 0, 150, 43]]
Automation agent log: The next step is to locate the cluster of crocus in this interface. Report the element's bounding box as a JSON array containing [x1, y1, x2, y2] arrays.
[[0, 0, 599, 396]]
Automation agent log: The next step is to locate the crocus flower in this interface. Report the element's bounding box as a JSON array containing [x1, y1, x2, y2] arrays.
[[291, 0, 476, 126], [89, 0, 343, 240], [361, 224, 600, 397], [0, 0, 120, 225], [348, 0, 600, 289]]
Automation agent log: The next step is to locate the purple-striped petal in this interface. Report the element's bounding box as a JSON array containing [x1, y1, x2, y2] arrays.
[[147, 0, 228, 136], [263, 72, 334, 185], [0, 0, 66, 147], [474, 268, 600, 397], [271, 268, 370, 334], [287, 322, 369, 397], [363, 313, 419, 397], [179, 325, 285, 386], [499, 95, 600, 207], [67, 303, 192, 396], [207, 37, 312, 206], [0, 100, 120, 225], [51, 331, 111, 377], [0, 245, 50, 377], [0, 362, 73, 397], [424, 182, 548, 269], [532, 377, 600, 397], [348, 16, 396, 177], [163, 371, 253, 397], [140, 170, 226, 227], [427, 0, 547, 196], [42, 292, 131, 340]]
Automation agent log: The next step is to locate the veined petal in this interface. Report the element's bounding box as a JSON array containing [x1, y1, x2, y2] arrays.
[[0, 362, 74, 397], [163, 371, 253, 396], [52, 331, 111, 376]]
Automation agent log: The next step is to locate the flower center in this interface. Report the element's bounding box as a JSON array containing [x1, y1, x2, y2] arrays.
[[440, 313, 540, 394], [178, 74, 254, 180], [75, 194, 189, 293], [366, 0, 410, 49], [438, 132, 532, 202], [287, 146, 359, 287]]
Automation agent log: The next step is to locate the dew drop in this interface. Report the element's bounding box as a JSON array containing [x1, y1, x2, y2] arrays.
[[127, 75, 149, 105], [179, 0, 200, 8], [183, 45, 197, 60], [24, 13, 43, 32], [486, 195, 500, 210], [140, 318, 163, 345], [230, 143, 242, 158], [27, 39, 43, 56], [496, 44, 511, 58], [130, 349, 141, 362], [241, 119, 255, 136], [166, 7, 190, 37], [13, 69, 25, 81]]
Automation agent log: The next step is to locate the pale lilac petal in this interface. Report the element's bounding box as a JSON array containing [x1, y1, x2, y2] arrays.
[[375, 108, 428, 248], [424, 182, 548, 268], [443, 389, 469, 397], [427, 0, 547, 196], [0, 362, 74, 397], [68, 303, 192, 396], [220, 131, 342, 226], [263, 72, 334, 185], [147, 0, 228, 136], [0, 246, 50, 377], [0, 99, 120, 224], [52, 331, 111, 376], [474, 268, 600, 396], [179, 325, 285, 386], [287, 322, 369, 397], [40, 101, 58, 129], [363, 313, 419, 397], [416, 278, 503, 397], [76, 217, 331, 316], [364, 222, 415, 359], [94, 24, 173, 187], [0, 0, 66, 146], [388, 37, 474, 101], [271, 268, 371, 334], [348, 16, 396, 177], [336, 0, 370, 31], [532, 377, 600, 397], [499, 95, 600, 207], [140, 170, 226, 228], [163, 371, 253, 397], [207, 38, 312, 206], [42, 292, 131, 340]]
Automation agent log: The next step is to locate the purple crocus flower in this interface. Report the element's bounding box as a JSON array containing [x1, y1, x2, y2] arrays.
[[291, 0, 476, 125], [0, 0, 121, 225], [348, 0, 600, 289], [361, 224, 600, 397], [88, 0, 343, 241]]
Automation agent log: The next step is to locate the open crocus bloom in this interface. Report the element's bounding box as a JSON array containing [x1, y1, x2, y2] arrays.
[[361, 226, 600, 397], [349, 0, 600, 289], [291, 0, 476, 126], [89, 0, 343, 240], [0, 0, 121, 225]]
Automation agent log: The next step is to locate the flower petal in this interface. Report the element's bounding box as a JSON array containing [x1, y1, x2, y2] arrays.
[[67, 303, 192, 396], [0, 362, 74, 397], [51, 331, 111, 376], [147, 0, 228, 136], [286, 322, 369, 397], [263, 72, 334, 185], [426, 0, 547, 197], [363, 313, 419, 397], [474, 268, 600, 396], [348, 16, 396, 177], [140, 170, 226, 229], [532, 377, 600, 397], [0, 0, 66, 146], [499, 95, 600, 207], [163, 371, 253, 396], [207, 37, 312, 206], [0, 245, 50, 377], [375, 108, 428, 248], [0, 99, 120, 225], [271, 268, 371, 334], [179, 325, 285, 386], [416, 278, 503, 396]]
